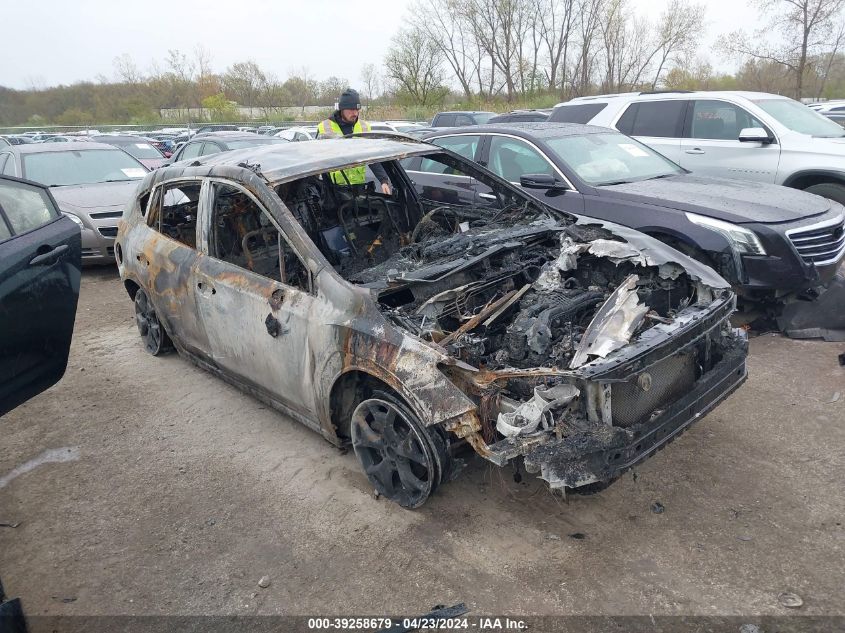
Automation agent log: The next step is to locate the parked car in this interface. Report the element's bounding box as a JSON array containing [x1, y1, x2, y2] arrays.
[[0, 141, 149, 263], [825, 113, 845, 128], [166, 131, 289, 164], [1, 136, 33, 145], [431, 111, 497, 127], [194, 124, 239, 134], [0, 175, 81, 416], [551, 91, 845, 204], [488, 109, 551, 123], [39, 135, 89, 143], [419, 123, 845, 308], [274, 126, 317, 142], [367, 121, 429, 135], [116, 136, 747, 507], [808, 100, 845, 113], [90, 135, 167, 169]]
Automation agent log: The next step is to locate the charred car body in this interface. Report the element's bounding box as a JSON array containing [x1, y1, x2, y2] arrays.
[[116, 138, 747, 507]]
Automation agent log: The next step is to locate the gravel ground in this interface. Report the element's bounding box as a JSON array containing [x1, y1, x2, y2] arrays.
[[1, 267, 844, 622]]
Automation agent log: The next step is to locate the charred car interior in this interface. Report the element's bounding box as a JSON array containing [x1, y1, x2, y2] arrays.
[[117, 138, 748, 508]]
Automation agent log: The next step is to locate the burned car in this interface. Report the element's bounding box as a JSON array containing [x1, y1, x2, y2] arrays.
[[116, 138, 748, 507]]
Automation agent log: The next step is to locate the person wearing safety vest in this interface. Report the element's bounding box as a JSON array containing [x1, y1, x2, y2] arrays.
[[316, 88, 392, 195]]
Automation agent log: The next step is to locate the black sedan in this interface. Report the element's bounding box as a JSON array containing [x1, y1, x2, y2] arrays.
[[166, 131, 288, 164], [417, 123, 845, 307]]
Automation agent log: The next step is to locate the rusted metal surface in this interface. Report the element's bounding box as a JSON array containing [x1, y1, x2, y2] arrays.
[[116, 139, 747, 497]]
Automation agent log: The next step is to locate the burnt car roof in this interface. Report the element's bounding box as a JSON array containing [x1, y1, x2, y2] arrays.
[[424, 122, 613, 138], [160, 137, 432, 185]]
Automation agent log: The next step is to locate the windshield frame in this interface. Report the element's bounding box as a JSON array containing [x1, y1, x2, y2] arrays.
[[544, 131, 686, 187], [753, 98, 845, 137]]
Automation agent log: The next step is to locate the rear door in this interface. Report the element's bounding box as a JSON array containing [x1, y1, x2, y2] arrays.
[[614, 100, 687, 164], [0, 175, 81, 416]]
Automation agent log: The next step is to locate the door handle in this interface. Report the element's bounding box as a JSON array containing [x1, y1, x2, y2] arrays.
[[478, 192, 497, 200], [29, 244, 68, 266], [685, 148, 705, 155]]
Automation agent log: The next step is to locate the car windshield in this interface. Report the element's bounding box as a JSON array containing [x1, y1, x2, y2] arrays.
[[23, 149, 147, 186], [545, 132, 684, 185], [753, 99, 845, 137], [118, 142, 163, 159], [473, 113, 495, 124], [226, 139, 289, 150]]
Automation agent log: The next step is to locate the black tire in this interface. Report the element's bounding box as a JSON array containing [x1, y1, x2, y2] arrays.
[[350, 391, 445, 508], [134, 288, 173, 356], [804, 182, 845, 205]]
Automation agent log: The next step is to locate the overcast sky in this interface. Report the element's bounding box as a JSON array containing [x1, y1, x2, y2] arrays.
[[2, 0, 760, 91]]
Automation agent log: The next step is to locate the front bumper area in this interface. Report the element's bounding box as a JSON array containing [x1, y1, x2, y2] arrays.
[[80, 225, 117, 265], [482, 325, 748, 490]]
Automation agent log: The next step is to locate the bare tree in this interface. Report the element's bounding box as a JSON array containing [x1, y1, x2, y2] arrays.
[[412, 0, 479, 99], [649, 0, 706, 89], [721, 0, 845, 98], [385, 25, 448, 105], [113, 54, 143, 84], [360, 63, 381, 101], [536, 0, 577, 94], [570, 0, 607, 96]]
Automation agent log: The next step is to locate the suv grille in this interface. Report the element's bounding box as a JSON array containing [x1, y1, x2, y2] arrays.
[[98, 227, 118, 238], [787, 215, 845, 265]]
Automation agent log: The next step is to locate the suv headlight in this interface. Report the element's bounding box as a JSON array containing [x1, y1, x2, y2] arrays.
[[62, 212, 84, 228], [685, 212, 766, 255]]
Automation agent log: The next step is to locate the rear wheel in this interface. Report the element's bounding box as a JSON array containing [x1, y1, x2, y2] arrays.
[[804, 182, 845, 205], [350, 393, 444, 508], [134, 288, 172, 356]]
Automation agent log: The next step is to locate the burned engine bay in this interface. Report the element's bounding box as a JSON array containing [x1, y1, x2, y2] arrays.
[[277, 165, 745, 490]]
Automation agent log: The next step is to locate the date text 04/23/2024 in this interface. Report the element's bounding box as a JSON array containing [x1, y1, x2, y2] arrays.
[[307, 617, 528, 631]]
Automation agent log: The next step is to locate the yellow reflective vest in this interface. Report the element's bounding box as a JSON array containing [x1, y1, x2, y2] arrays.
[[316, 118, 372, 185]]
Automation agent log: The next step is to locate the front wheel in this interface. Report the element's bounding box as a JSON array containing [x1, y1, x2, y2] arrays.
[[350, 395, 443, 508], [804, 182, 845, 205], [134, 288, 172, 356]]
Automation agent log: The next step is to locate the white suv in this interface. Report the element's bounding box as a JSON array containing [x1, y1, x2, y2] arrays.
[[551, 91, 845, 204]]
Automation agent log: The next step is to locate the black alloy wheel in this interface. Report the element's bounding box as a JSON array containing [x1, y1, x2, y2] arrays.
[[134, 288, 172, 356], [351, 396, 438, 508]]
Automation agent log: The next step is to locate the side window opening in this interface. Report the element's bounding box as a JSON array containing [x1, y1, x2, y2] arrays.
[[488, 137, 556, 182], [276, 160, 419, 280], [149, 181, 200, 247], [210, 182, 310, 292]]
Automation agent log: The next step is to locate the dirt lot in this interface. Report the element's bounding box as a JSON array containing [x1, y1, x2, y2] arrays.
[[1, 267, 844, 620]]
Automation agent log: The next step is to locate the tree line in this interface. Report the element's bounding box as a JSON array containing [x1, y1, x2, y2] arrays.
[[1, 0, 844, 127]]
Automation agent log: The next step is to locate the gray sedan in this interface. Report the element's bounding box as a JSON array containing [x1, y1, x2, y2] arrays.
[[0, 142, 148, 264]]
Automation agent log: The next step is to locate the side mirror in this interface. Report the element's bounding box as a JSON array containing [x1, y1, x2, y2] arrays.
[[738, 127, 773, 144], [520, 173, 568, 191]]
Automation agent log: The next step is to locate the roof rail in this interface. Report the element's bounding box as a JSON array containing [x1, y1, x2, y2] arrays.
[[638, 90, 693, 95]]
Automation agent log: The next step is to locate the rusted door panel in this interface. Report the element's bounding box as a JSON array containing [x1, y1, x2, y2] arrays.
[[192, 256, 318, 416], [134, 227, 210, 358]]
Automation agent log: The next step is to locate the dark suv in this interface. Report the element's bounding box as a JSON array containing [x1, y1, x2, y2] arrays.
[[419, 123, 845, 307]]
